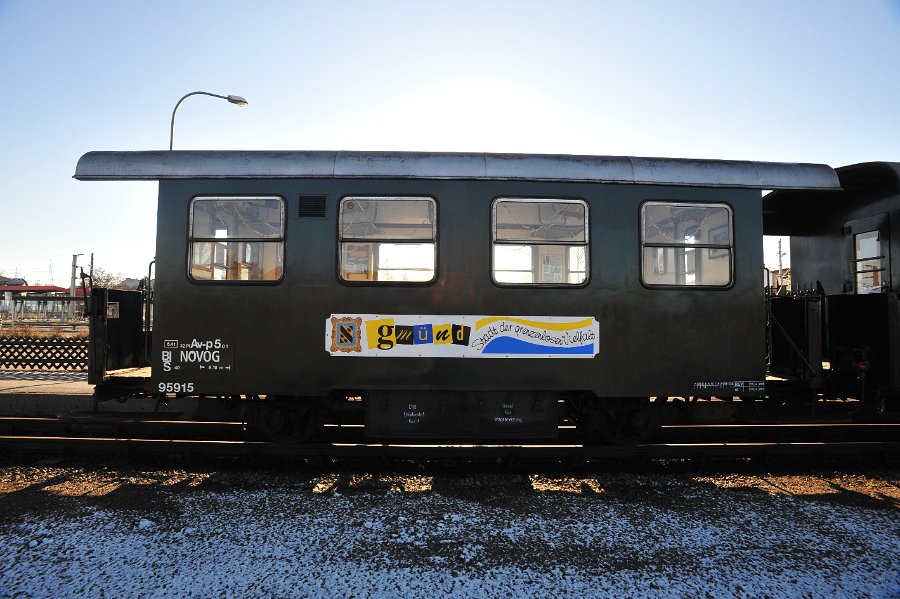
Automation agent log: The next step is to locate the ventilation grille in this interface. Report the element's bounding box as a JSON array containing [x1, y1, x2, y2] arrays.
[[298, 196, 327, 218]]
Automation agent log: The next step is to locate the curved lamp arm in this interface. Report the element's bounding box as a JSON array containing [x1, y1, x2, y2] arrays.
[[169, 91, 248, 150]]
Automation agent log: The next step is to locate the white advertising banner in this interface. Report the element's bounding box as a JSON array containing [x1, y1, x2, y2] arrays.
[[326, 314, 598, 358]]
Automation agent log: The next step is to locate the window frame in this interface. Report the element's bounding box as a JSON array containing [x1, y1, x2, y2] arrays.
[[491, 197, 590, 288], [853, 229, 885, 294], [187, 195, 287, 285], [337, 195, 438, 286], [639, 200, 734, 289]]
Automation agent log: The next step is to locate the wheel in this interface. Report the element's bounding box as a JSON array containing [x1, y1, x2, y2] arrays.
[[749, 391, 817, 422], [593, 400, 661, 445], [250, 397, 323, 443], [569, 396, 661, 446]]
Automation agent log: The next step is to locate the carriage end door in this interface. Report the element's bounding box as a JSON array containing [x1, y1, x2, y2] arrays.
[[844, 213, 891, 294]]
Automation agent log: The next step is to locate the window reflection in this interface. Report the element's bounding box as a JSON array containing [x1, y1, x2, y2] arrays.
[[854, 230, 883, 294], [492, 199, 589, 286], [339, 197, 436, 283], [189, 197, 285, 282], [641, 202, 732, 287]]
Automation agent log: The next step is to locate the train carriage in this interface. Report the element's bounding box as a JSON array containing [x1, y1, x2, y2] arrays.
[[764, 161, 900, 408], [73, 151, 896, 443]]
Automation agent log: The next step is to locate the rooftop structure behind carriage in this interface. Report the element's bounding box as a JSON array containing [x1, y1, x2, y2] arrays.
[[73, 151, 898, 443]]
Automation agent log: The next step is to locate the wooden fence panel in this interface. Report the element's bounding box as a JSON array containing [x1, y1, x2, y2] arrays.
[[0, 337, 88, 371]]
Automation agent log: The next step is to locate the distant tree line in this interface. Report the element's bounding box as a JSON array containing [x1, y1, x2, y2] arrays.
[[89, 267, 145, 290]]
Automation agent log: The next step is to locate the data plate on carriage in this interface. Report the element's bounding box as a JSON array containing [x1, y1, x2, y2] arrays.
[[159, 338, 235, 374], [365, 393, 558, 439]]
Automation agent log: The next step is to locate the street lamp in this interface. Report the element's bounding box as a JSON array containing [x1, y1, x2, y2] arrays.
[[169, 91, 248, 150]]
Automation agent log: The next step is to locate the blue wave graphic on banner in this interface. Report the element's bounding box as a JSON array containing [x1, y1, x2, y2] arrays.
[[482, 336, 595, 355]]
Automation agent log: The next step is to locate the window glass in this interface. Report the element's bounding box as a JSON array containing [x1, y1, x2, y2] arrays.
[[339, 197, 436, 282], [493, 245, 534, 283], [854, 230, 883, 294], [492, 199, 588, 286], [641, 247, 732, 287], [495, 201, 586, 242], [568, 246, 587, 283], [191, 198, 284, 238], [340, 198, 435, 240], [189, 196, 285, 282], [641, 202, 732, 287], [642, 204, 731, 246]]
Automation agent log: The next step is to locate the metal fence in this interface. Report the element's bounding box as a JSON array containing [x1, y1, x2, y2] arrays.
[[0, 295, 86, 324]]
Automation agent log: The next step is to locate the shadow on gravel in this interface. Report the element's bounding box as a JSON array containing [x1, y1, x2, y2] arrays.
[[0, 453, 897, 522], [0, 460, 213, 523], [690, 472, 900, 512]]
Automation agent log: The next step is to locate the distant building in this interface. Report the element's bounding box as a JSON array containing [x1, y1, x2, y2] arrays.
[[0, 284, 80, 322], [0, 285, 70, 296], [770, 267, 791, 293], [120, 278, 143, 290], [0, 276, 28, 287]]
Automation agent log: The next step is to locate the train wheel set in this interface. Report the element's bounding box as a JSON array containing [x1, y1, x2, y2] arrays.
[[75, 390, 893, 448]]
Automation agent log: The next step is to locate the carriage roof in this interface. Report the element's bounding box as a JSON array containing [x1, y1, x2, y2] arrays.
[[75, 150, 840, 191]]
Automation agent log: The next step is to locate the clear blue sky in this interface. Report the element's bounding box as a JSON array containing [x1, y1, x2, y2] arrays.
[[1, 0, 898, 283]]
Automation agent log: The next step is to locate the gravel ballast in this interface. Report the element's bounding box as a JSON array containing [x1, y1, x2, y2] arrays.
[[1, 460, 898, 597]]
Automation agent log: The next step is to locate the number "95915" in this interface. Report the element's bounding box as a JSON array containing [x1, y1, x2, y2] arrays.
[[158, 382, 194, 393]]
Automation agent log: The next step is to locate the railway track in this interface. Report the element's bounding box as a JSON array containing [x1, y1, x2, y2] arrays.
[[1, 417, 898, 442], [0, 417, 898, 462], [0, 435, 898, 461]]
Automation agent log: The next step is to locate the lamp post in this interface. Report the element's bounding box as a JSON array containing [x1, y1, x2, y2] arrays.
[[169, 91, 248, 150]]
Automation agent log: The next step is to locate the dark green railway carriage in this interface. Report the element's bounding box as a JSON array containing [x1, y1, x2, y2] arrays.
[[764, 162, 900, 406], [75, 151, 840, 442]]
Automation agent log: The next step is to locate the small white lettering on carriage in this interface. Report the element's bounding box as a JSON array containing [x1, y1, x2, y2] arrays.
[[157, 382, 195, 393], [182, 338, 229, 350], [180, 349, 221, 363], [160, 338, 235, 373], [693, 380, 765, 392]]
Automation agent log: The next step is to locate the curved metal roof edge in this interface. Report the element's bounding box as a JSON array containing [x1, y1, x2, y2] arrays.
[[74, 150, 841, 190], [835, 161, 900, 191]]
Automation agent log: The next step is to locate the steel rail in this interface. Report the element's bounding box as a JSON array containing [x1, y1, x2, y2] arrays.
[[0, 417, 246, 440], [0, 435, 898, 461], [0, 418, 897, 445]]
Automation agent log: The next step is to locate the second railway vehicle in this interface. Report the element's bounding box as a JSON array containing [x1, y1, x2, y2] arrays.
[[73, 151, 900, 444]]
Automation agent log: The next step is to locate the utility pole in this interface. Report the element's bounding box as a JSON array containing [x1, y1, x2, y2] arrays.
[[776, 239, 787, 291], [777, 239, 783, 286], [70, 254, 83, 320]]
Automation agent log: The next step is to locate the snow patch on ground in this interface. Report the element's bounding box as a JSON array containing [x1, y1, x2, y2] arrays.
[[1, 474, 898, 597]]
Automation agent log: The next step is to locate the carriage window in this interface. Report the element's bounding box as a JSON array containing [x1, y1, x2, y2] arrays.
[[189, 196, 285, 282], [854, 230, 884, 294], [492, 199, 588, 285], [339, 196, 436, 283], [641, 202, 732, 287]]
